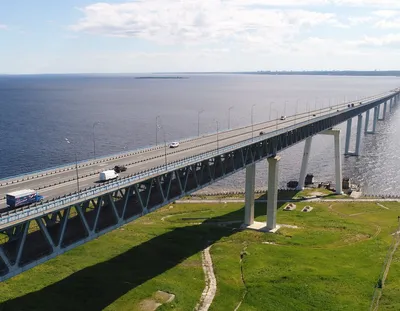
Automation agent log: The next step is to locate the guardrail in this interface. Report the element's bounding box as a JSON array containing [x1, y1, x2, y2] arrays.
[[0, 90, 398, 226]]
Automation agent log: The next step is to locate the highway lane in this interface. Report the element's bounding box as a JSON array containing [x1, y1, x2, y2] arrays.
[[0, 90, 395, 209]]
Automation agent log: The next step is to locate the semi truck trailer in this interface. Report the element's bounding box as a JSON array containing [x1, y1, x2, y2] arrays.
[[6, 189, 44, 208]]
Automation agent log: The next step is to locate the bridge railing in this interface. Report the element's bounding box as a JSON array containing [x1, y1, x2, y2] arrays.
[[0, 90, 398, 226]]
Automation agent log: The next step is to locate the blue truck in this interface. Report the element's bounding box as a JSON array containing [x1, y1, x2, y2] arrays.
[[6, 189, 44, 208]]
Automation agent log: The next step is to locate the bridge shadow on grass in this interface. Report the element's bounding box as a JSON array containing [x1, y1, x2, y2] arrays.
[[0, 202, 284, 311]]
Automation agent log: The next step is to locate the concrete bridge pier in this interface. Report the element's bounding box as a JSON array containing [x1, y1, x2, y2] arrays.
[[378, 102, 387, 121], [366, 106, 379, 134], [320, 129, 343, 194], [377, 104, 384, 121], [344, 118, 352, 155], [354, 114, 363, 156], [371, 107, 378, 134], [244, 164, 256, 226], [383, 101, 388, 118], [266, 156, 280, 231], [364, 110, 370, 134], [242, 156, 281, 233], [296, 137, 313, 191]]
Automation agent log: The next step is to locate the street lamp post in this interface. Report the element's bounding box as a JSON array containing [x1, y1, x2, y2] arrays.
[[284, 101, 287, 116], [156, 115, 161, 146], [92, 121, 100, 160], [228, 106, 234, 129], [251, 104, 256, 140], [269, 102, 274, 121], [163, 131, 168, 170], [65, 138, 80, 196], [294, 99, 299, 125], [198, 109, 204, 136], [215, 120, 219, 150]]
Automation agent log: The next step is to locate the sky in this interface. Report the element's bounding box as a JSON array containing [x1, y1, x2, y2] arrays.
[[1, 0, 400, 74]]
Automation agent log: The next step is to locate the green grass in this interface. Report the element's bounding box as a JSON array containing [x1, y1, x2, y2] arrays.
[[0, 201, 399, 310], [184, 187, 348, 201]]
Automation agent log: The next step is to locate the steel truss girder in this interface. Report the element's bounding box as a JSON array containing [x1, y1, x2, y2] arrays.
[[0, 93, 398, 281]]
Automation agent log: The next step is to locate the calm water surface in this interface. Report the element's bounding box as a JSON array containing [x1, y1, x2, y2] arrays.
[[0, 74, 399, 195]]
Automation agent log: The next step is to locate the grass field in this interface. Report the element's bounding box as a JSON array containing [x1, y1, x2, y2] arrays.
[[0, 200, 399, 311], [184, 188, 349, 201]]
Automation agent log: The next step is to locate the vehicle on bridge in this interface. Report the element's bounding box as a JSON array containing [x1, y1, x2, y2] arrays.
[[99, 170, 119, 182], [280, 116, 286, 120], [169, 141, 180, 148], [113, 165, 127, 173], [6, 189, 43, 208]]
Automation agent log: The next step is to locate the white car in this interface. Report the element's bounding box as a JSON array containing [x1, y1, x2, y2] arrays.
[[169, 141, 180, 148], [280, 116, 287, 120]]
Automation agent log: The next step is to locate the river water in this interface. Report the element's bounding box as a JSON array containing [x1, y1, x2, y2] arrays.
[[0, 74, 399, 195]]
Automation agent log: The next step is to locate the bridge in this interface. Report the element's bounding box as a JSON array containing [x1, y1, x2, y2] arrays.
[[0, 89, 399, 281]]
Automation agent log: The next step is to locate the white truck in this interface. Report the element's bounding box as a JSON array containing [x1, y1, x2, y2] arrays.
[[99, 170, 119, 182]]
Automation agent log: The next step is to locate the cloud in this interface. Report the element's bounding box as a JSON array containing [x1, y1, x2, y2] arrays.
[[335, 0, 400, 8], [373, 10, 400, 18], [347, 16, 373, 25], [352, 34, 400, 47], [375, 19, 400, 29], [0, 24, 7, 30], [69, 1, 341, 48]]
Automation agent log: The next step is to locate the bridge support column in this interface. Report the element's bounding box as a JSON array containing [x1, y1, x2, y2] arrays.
[[354, 114, 363, 156], [372, 106, 378, 133], [378, 104, 385, 121], [267, 156, 280, 231], [365, 110, 370, 134], [383, 101, 388, 119], [344, 118, 352, 155], [244, 164, 256, 226], [320, 129, 343, 194], [296, 137, 312, 190]]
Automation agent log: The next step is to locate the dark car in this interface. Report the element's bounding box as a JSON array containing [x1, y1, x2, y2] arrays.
[[114, 165, 127, 173], [259, 131, 265, 135]]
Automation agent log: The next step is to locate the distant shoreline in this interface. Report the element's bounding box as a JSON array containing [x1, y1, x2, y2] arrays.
[[135, 76, 189, 80], [1, 71, 400, 77]]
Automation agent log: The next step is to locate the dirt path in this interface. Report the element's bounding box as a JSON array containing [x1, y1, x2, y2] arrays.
[[377, 203, 389, 210], [194, 245, 217, 311], [234, 246, 248, 311], [370, 227, 400, 311]]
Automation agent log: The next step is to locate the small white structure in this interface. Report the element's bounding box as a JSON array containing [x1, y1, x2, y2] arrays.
[[301, 206, 313, 212], [283, 203, 296, 211]]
